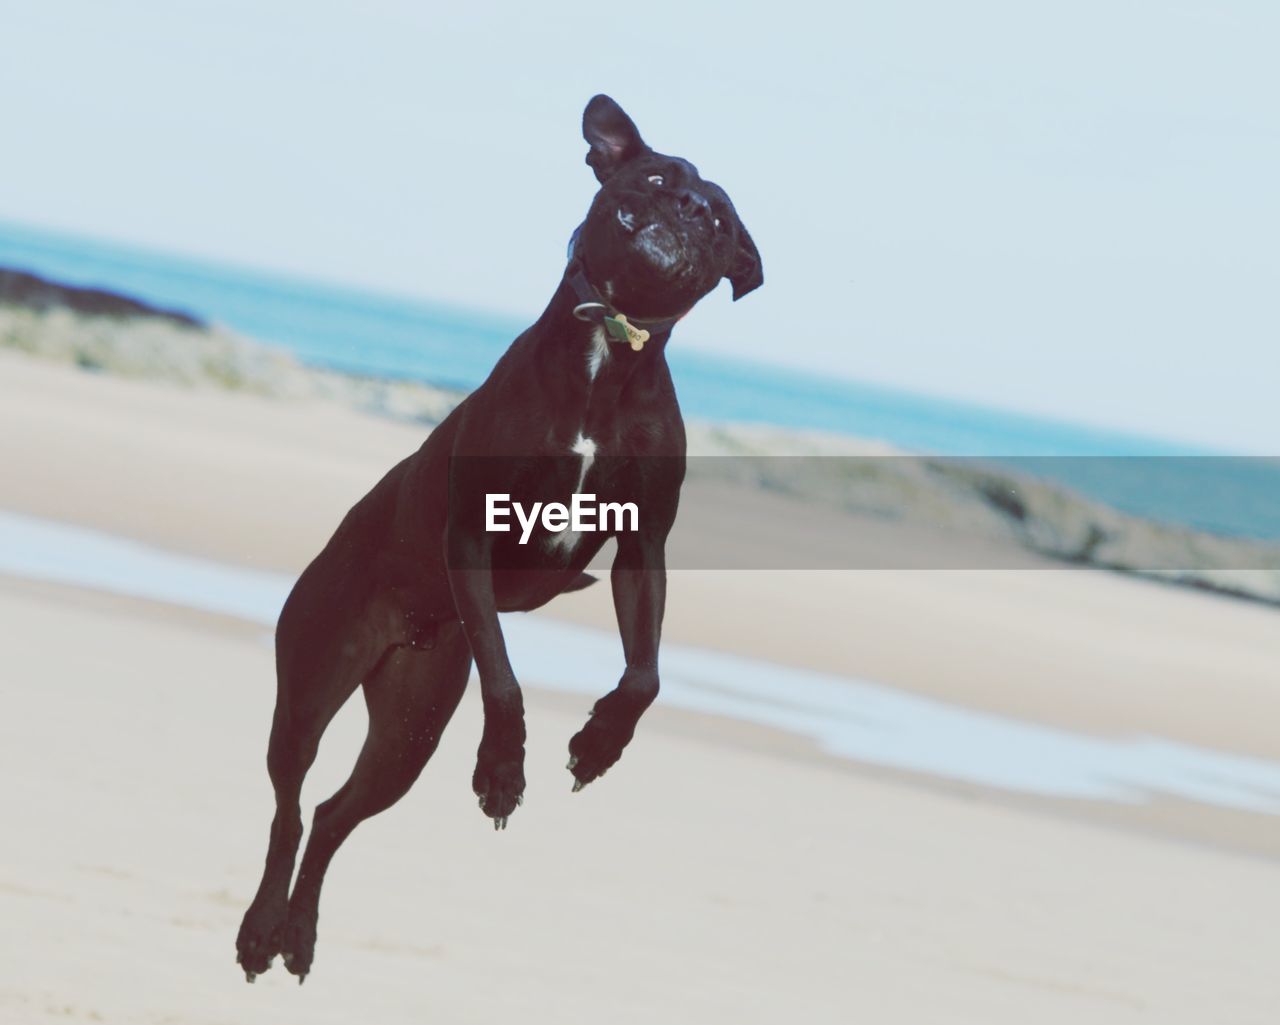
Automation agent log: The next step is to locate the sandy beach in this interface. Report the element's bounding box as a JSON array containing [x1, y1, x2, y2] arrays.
[[3, 348, 1279, 1022]]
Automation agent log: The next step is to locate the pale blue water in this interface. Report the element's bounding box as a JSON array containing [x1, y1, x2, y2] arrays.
[[0, 219, 1188, 454], [4, 508, 1280, 813], [2, 219, 1277, 539]]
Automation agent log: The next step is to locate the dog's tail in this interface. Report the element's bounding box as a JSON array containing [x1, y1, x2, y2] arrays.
[[563, 572, 599, 593]]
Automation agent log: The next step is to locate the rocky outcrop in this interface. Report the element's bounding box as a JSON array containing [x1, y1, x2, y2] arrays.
[[0, 267, 463, 425], [0, 267, 202, 327]]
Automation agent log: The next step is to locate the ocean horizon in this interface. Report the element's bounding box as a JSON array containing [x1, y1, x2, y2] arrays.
[[0, 218, 1201, 455], [2, 219, 1277, 540]]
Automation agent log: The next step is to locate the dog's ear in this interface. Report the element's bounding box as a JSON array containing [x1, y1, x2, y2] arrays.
[[583, 95, 647, 183], [727, 220, 763, 301]]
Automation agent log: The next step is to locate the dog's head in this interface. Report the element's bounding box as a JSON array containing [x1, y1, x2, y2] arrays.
[[571, 95, 763, 321]]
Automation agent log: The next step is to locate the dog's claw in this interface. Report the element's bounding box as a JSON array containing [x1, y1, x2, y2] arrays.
[[516, 794, 523, 806], [572, 778, 585, 793], [244, 970, 257, 984], [567, 756, 578, 771]]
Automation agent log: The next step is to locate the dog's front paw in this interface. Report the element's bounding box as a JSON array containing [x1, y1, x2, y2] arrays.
[[473, 738, 526, 829], [567, 715, 632, 791], [567, 682, 651, 791]]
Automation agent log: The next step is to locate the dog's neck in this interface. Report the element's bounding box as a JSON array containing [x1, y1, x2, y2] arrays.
[[562, 257, 686, 337], [528, 272, 680, 399]]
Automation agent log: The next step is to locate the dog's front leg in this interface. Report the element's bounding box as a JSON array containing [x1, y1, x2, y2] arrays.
[[567, 532, 666, 791], [446, 531, 525, 828]]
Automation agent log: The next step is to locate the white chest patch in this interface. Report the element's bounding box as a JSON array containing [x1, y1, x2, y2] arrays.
[[547, 432, 598, 554], [571, 432, 597, 487], [586, 327, 609, 382]]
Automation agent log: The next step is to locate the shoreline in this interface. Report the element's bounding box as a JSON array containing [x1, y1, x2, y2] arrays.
[[2, 347, 1276, 738], [4, 292, 1278, 606], [7, 568, 1280, 868], [4, 330, 1280, 856], [5, 464, 1280, 862]]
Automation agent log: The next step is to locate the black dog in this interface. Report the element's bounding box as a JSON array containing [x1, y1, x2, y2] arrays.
[[236, 94, 761, 982]]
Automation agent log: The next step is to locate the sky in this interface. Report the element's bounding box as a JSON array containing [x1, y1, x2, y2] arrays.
[[2, 1, 1277, 452]]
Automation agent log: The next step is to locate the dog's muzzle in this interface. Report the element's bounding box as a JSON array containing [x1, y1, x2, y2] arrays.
[[631, 223, 681, 272]]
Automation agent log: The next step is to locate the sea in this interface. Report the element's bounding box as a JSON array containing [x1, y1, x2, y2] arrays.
[[2, 219, 1276, 540]]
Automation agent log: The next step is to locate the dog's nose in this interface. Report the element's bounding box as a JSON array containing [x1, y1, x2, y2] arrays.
[[674, 188, 712, 223]]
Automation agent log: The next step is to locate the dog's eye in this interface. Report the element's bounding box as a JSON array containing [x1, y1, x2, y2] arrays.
[[647, 175, 664, 186]]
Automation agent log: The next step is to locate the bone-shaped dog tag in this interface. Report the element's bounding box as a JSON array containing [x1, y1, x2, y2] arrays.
[[604, 314, 650, 351]]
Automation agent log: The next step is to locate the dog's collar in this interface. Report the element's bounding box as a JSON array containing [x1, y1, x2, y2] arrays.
[[564, 257, 685, 352]]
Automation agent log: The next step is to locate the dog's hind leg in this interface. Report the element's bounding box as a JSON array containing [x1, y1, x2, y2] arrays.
[[279, 621, 471, 982], [236, 584, 395, 981]]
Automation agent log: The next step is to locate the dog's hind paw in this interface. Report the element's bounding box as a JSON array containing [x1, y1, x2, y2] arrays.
[[236, 903, 285, 981], [280, 910, 318, 982], [472, 753, 526, 827]]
